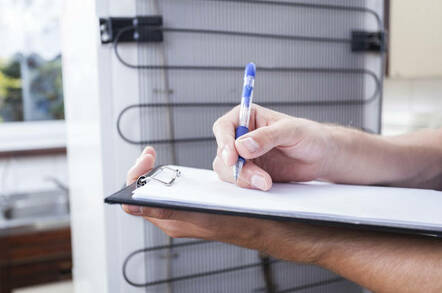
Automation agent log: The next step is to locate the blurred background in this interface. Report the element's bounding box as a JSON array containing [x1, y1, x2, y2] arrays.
[[0, 0, 440, 293]]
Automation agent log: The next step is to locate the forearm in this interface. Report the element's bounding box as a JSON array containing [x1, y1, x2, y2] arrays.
[[326, 127, 442, 190], [316, 230, 442, 293], [258, 222, 442, 293]]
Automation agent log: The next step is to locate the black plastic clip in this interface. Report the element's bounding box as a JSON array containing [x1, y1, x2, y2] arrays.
[[99, 16, 163, 44], [351, 31, 386, 52]]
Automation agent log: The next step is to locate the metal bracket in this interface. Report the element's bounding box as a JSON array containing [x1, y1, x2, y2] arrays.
[[136, 166, 181, 188], [351, 30, 387, 52], [99, 16, 163, 44]]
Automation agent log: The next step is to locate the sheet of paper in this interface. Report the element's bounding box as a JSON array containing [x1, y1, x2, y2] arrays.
[[133, 165, 442, 233]]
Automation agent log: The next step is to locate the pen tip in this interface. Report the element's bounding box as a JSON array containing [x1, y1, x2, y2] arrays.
[[233, 160, 244, 184], [233, 167, 239, 182]]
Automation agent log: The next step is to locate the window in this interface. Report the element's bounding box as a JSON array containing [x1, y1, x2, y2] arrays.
[[0, 0, 65, 152], [0, 0, 64, 123]]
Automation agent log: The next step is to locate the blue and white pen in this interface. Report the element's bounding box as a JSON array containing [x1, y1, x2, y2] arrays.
[[234, 63, 256, 181]]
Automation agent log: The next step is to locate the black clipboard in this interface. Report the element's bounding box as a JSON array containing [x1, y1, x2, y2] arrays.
[[105, 165, 442, 238]]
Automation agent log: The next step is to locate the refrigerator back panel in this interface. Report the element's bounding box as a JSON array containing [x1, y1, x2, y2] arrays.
[[108, 0, 385, 292]]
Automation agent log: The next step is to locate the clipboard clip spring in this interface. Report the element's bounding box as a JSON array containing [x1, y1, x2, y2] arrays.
[[136, 166, 181, 188]]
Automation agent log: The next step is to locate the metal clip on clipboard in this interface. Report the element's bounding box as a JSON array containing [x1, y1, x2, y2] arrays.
[[136, 166, 181, 188]]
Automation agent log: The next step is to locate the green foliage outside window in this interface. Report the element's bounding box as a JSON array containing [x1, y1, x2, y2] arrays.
[[0, 54, 64, 122], [0, 59, 22, 122]]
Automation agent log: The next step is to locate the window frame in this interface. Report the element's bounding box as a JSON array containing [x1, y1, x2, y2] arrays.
[[0, 120, 66, 156]]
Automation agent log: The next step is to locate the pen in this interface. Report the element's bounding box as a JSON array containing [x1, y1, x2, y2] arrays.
[[234, 62, 256, 181]]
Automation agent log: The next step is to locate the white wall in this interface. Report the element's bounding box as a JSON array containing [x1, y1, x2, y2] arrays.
[[383, 1, 442, 136], [389, 0, 442, 78], [382, 78, 442, 135], [62, 0, 109, 292]]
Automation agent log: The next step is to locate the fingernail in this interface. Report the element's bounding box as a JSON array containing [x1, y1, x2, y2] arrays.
[[238, 137, 259, 153], [126, 205, 142, 215], [251, 174, 267, 190], [222, 146, 230, 165]]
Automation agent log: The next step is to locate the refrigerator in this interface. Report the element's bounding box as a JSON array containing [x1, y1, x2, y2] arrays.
[[63, 0, 385, 292]]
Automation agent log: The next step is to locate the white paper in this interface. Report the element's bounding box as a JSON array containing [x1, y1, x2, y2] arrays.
[[133, 165, 442, 233]]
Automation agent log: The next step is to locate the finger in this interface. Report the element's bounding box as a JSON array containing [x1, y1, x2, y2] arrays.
[[143, 217, 191, 238], [122, 204, 144, 215], [145, 217, 220, 240], [215, 144, 238, 168], [141, 146, 156, 159], [126, 153, 155, 185], [235, 119, 303, 160], [213, 156, 272, 191], [135, 146, 156, 165], [124, 205, 205, 223], [213, 107, 240, 166]]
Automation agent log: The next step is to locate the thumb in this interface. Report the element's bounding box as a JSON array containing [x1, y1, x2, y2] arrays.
[[235, 119, 301, 159]]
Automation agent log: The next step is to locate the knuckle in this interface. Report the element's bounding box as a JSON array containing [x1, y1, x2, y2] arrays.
[[267, 127, 277, 145], [142, 146, 150, 154], [212, 119, 220, 134], [216, 146, 222, 157], [269, 119, 289, 143], [237, 178, 250, 189], [212, 157, 219, 171], [212, 117, 224, 135], [212, 158, 231, 182]]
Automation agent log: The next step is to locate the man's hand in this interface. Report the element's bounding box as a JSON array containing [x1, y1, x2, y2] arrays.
[[122, 146, 442, 293], [213, 104, 442, 190], [212, 104, 337, 190], [120, 103, 442, 293], [122, 146, 332, 264], [121, 150, 442, 293]]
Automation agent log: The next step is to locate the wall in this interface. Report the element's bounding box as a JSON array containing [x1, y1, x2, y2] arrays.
[[382, 78, 442, 135], [382, 0, 442, 136], [389, 0, 442, 78], [62, 0, 110, 291]]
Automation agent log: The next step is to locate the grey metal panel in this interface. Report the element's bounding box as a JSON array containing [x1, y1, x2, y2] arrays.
[[107, 0, 387, 292]]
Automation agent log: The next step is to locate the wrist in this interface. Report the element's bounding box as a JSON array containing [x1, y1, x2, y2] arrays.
[[319, 126, 399, 185], [318, 124, 347, 181], [383, 132, 442, 189]]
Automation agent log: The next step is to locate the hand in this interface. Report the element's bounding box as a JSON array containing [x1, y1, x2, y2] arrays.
[[212, 104, 337, 190], [120, 127, 442, 293], [122, 146, 333, 264]]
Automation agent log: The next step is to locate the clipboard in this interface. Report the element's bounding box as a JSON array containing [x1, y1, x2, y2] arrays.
[[105, 165, 442, 238]]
